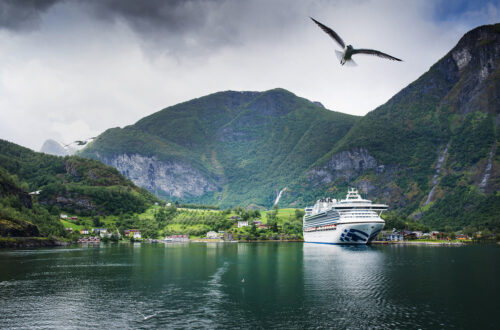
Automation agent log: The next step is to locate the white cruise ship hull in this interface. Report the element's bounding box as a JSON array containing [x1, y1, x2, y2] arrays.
[[303, 221, 384, 245]]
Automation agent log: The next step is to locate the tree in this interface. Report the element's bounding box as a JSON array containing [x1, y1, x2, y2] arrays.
[[92, 216, 101, 227], [139, 217, 158, 239], [295, 209, 305, 220], [267, 211, 278, 233]]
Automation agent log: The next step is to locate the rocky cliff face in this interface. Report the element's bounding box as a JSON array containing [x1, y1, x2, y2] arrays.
[[446, 24, 500, 115], [101, 154, 218, 198], [307, 148, 379, 185], [303, 148, 405, 206]]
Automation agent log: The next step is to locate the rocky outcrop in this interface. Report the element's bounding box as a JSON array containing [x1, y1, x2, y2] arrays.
[[307, 148, 378, 185], [54, 196, 94, 210], [102, 154, 218, 198], [0, 219, 39, 237]]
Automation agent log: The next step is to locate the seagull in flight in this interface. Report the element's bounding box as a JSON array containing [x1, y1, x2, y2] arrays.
[[63, 137, 96, 148], [310, 17, 402, 66]]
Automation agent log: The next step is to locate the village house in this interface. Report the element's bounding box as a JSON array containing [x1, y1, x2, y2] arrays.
[[124, 229, 141, 239], [431, 231, 444, 240], [383, 231, 403, 241], [456, 234, 469, 240], [60, 214, 68, 219], [256, 222, 269, 229], [92, 228, 107, 237], [238, 220, 249, 228], [412, 231, 423, 239], [65, 228, 73, 233], [206, 231, 219, 239], [70, 216, 78, 221], [80, 229, 89, 235]]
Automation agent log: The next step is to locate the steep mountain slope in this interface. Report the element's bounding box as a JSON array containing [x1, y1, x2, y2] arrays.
[[0, 139, 157, 224], [81, 89, 359, 207], [288, 23, 499, 231]]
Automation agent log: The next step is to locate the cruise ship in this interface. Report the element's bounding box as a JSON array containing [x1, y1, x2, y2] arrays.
[[303, 188, 388, 244]]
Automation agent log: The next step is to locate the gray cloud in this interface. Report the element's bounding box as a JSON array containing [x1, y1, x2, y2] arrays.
[[0, 0, 306, 55], [0, 0, 58, 31]]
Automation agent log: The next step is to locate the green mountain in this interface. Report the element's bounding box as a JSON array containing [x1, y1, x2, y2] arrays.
[[0, 139, 158, 237], [81, 89, 359, 207], [81, 24, 499, 232]]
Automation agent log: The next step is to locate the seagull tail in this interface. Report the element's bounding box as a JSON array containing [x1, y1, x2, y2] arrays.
[[345, 59, 358, 67]]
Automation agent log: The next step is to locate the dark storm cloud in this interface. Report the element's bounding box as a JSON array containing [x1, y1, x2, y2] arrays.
[[81, 0, 232, 52], [78, 0, 304, 54], [0, 0, 58, 31], [0, 0, 300, 54], [0, 0, 218, 34], [84, 0, 212, 32]]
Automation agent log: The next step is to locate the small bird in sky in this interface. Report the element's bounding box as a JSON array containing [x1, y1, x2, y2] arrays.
[[310, 17, 402, 66], [64, 137, 96, 148]]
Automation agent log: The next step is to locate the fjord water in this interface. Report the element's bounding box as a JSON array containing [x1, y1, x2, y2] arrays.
[[0, 243, 498, 329]]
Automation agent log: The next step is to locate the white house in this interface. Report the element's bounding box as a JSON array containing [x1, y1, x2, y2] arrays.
[[92, 228, 107, 237], [237, 220, 249, 228], [80, 229, 89, 235], [206, 231, 219, 239], [412, 231, 423, 238], [60, 214, 68, 219]]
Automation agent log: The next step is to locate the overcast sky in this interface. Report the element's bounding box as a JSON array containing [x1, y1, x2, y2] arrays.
[[0, 0, 498, 151]]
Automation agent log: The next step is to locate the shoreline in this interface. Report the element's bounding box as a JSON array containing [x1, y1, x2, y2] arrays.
[[0, 237, 72, 249], [2, 238, 493, 249], [371, 240, 468, 246]]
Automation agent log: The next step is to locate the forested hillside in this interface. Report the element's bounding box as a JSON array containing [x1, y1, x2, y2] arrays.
[[81, 89, 359, 207], [0, 139, 158, 237]]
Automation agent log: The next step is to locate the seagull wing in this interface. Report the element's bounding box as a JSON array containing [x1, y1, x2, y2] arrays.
[[310, 17, 345, 49], [351, 49, 402, 61]]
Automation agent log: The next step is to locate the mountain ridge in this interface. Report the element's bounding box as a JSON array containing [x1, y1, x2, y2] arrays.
[[82, 88, 360, 206]]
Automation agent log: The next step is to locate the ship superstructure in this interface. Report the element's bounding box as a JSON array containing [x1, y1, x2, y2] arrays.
[[303, 188, 388, 244]]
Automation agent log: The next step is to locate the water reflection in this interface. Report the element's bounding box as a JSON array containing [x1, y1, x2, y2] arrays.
[[0, 243, 498, 329], [302, 244, 386, 327]]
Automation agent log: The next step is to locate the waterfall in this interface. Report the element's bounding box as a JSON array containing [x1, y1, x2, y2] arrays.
[[425, 144, 449, 205], [273, 188, 287, 206], [479, 145, 495, 192]]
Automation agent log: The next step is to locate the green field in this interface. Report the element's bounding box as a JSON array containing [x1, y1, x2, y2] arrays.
[[58, 205, 305, 240]]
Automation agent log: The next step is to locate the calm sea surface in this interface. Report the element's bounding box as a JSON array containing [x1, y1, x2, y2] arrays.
[[0, 243, 498, 329]]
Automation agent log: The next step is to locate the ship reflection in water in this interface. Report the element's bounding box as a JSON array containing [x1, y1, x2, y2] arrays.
[[303, 244, 387, 327]]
